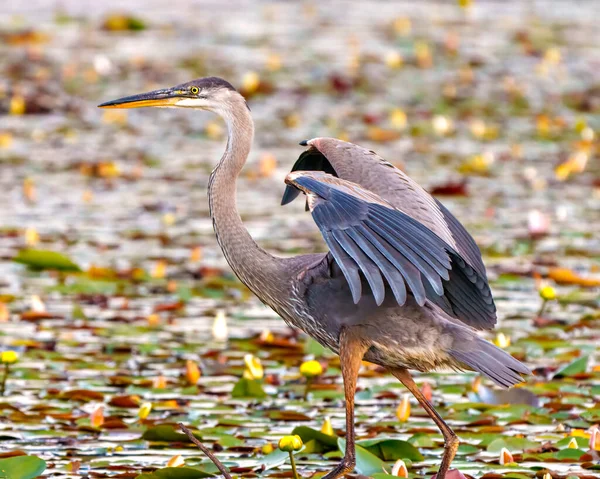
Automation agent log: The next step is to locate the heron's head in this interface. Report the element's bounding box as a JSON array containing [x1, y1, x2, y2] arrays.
[[98, 77, 242, 112]]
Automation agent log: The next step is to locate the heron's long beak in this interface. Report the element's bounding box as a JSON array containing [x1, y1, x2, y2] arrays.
[[98, 88, 183, 109]]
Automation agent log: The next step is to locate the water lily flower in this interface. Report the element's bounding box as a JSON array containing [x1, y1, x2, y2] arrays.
[[589, 426, 600, 451], [499, 447, 514, 465], [396, 394, 411, 422], [242, 71, 260, 94], [138, 402, 152, 420], [262, 443, 274, 454], [0, 351, 18, 364], [212, 310, 228, 342], [432, 115, 451, 136], [259, 329, 274, 343], [528, 209, 550, 237], [24, 227, 39, 246], [279, 435, 302, 479], [391, 459, 408, 477], [300, 360, 323, 378], [421, 381, 433, 401], [539, 285, 557, 301], [167, 454, 185, 467], [321, 416, 334, 436], [154, 374, 167, 389], [243, 354, 263, 380], [567, 437, 578, 449], [90, 406, 104, 428], [494, 332, 511, 349], [278, 435, 303, 452], [186, 359, 201, 385]]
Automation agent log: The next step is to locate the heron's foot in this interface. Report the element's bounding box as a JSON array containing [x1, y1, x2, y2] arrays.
[[432, 435, 460, 479], [321, 457, 355, 479]]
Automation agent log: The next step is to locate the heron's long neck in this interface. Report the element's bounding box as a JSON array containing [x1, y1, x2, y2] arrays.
[[208, 102, 286, 306]]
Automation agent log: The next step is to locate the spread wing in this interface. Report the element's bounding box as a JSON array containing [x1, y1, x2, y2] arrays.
[[283, 138, 488, 278], [286, 171, 496, 330]]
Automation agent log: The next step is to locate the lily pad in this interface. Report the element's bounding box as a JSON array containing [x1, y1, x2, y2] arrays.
[[0, 455, 46, 479], [357, 438, 424, 461], [136, 467, 214, 479], [142, 425, 194, 442], [554, 355, 589, 378], [338, 438, 389, 476], [13, 249, 81, 272], [292, 426, 338, 448], [231, 378, 266, 398]]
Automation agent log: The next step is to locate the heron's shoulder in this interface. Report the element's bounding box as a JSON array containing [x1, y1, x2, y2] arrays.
[[303, 137, 378, 158]]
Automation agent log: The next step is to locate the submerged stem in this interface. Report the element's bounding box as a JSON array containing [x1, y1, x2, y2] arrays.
[[0, 364, 9, 396], [178, 422, 232, 479]]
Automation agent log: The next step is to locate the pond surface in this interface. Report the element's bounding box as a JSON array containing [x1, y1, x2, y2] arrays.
[[0, 1, 599, 478]]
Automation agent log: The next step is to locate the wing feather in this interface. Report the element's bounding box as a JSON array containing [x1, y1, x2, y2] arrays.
[[286, 171, 496, 330]]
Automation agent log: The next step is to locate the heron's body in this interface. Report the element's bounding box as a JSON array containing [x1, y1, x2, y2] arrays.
[[100, 77, 530, 479]]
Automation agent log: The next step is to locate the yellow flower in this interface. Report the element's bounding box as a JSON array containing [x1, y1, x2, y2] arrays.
[[299, 360, 323, 378], [243, 354, 263, 380], [320, 416, 334, 436], [90, 406, 104, 428], [1, 350, 18, 364], [242, 72, 260, 94], [186, 359, 201, 385], [167, 454, 185, 467], [566, 437, 578, 449], [278, 435, 303, 452], [396, 394, 411, 422], [493, 332, 511, 349], [138, 402, 152, 420], [385, 51, 403, 69], [262, 443, 274, 454], [539, 285, 557, 301], [390, 109, 407, 130]]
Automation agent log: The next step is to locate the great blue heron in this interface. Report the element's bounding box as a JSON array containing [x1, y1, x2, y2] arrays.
[[99, 77, 530, 479]]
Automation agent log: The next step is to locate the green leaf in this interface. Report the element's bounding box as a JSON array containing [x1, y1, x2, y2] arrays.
[[554, 448, 585, 460], [135, 467, 214, 479], [338, 438, 389, 476], [554, 355, 589, 378], [357, 438, 424, 461], [13, 249, 81, 272], [407, 433, 436, 448], [292, 426, 338, 448], [0, 455, 47, 479], [487, 437, 538, 452], [142, 425, 193, 442], [304, 337, 330, 356], [215, 435, 244, 447], [231, 377, 266, 398], [556, 437, 588, 449], [256, 449, 289, 470]]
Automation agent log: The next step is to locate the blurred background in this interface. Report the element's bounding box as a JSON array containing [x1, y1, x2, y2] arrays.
[[0, 1, 599, 477]]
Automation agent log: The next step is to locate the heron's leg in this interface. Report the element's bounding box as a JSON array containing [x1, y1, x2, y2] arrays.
[[322, 327, 370, 479], [389, 368, 459, 479]]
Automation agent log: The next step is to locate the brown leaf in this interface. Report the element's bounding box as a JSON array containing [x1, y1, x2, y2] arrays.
[[60, 389, 105, 402]]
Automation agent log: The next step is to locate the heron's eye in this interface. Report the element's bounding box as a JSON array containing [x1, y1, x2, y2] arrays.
[[190, 86, 200, 95]]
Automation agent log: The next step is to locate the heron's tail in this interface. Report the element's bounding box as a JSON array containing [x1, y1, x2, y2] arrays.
[[449, 335, 531, 388]]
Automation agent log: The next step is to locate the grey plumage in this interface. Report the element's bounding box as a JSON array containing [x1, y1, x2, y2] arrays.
[[99, 77, 531, 479]]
